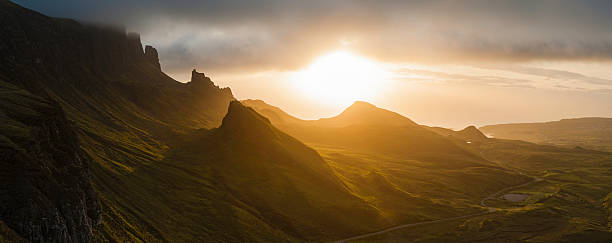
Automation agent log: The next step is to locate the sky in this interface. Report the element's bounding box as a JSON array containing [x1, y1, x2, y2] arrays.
[[15, 0, 612, 129]]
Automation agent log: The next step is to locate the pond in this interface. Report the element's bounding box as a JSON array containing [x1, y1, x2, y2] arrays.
[[501, 193, 528, 202]]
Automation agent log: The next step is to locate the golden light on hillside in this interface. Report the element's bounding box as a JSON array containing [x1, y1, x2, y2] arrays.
[[293, 51, 388, 105]]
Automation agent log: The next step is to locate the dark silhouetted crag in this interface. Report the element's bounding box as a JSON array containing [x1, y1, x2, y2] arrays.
[[144, 45, 161, 70]]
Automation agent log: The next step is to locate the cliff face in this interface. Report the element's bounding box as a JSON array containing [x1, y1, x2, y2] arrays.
[[0, 0, 150, 85], [0, 0, 233, 130], [0, 0, 234, 241], [0, 81, 100, 242], [144, 45, 161, 70]]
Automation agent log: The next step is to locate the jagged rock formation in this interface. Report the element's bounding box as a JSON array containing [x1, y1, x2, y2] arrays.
[[190, 69, 213, 84], [189, 69, 233, 97], [0, 81, 100, 242], [0, 0, 234, 241], [144, 45, 161, 70], [0, 0, 234, 130]]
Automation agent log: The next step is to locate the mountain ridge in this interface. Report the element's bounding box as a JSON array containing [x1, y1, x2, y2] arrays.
[[242, 99, 488, 165]]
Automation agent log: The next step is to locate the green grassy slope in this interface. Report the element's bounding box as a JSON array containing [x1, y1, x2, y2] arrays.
[[161, 101, 387, 241], [348, 138, 612, 242], [242, 99, 612, 242]]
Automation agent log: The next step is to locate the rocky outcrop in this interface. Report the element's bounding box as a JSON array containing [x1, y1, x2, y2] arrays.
[[0, 81, 100, 242], [144, 45, 161, 70], [189, 69, 215, 86], [0, 0, 161, 92], [189, 68, 234, 96]]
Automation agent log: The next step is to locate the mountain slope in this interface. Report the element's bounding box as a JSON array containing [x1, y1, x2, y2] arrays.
[[0, 80, 99, 242], [480, 117, 612, 151], [241, 99, 305, 125], [0, 1, 232, 241], [160, 101, 384, 240]]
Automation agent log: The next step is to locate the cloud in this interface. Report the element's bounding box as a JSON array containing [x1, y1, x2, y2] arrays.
[[15, 0, 612, 75], [480, 65, 612, 86], [394, 68, 536, 89]]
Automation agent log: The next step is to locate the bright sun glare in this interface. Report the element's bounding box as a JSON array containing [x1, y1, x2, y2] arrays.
[[293, 51, 388, 105]]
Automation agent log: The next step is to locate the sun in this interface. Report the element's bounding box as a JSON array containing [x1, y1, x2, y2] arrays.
[[293, 51, 388, 105]]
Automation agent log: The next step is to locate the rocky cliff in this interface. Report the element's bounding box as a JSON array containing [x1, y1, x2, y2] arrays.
[[0, 81, 100, 242], [0, 0, 234, 241]]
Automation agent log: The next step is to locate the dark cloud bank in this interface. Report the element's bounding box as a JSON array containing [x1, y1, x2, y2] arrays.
[[15, 0, 612, 75]]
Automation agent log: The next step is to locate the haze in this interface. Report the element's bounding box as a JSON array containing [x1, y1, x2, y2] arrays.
[[17, 0, 612, 128]]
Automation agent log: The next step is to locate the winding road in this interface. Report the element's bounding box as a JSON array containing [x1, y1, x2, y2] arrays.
[[334, 177, 542, 243]]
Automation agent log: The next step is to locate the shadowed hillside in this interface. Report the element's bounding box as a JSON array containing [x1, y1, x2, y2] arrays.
[[153, 101, 387, 241], [0, 80, 99, 242]]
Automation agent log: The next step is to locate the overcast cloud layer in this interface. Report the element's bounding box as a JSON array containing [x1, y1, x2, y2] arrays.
[[16, 0, 612, 75]]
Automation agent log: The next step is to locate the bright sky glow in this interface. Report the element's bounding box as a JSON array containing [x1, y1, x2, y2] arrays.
[[292, 51, 389, 106]]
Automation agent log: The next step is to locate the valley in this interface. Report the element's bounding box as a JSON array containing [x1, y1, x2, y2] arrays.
[[245, 100, 612, 242]]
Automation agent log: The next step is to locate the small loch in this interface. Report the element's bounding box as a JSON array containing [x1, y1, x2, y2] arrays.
[[501, 193, 528, 202]]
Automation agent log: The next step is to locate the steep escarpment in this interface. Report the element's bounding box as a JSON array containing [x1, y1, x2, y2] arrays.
[[0, 81, 100, 242], [0, 0, 233, 131], [0, 1, 234, 241]]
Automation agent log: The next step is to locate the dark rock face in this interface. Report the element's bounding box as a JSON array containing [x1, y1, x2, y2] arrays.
[[144, 45, 161, 70], [0, 1, 233, 241], [0, 83, 100, 242], [190, 68, 234, 97], [190, 69, 214, 86]]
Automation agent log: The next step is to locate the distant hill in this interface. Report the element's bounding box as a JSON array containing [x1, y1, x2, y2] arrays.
[[426, 125, 489, 143], [314, 101, 418, 127], [480, 117, 612, 151], [243, 100, 488, 167], [241, 99, 305, 125], [242, 99, 417, 128]]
